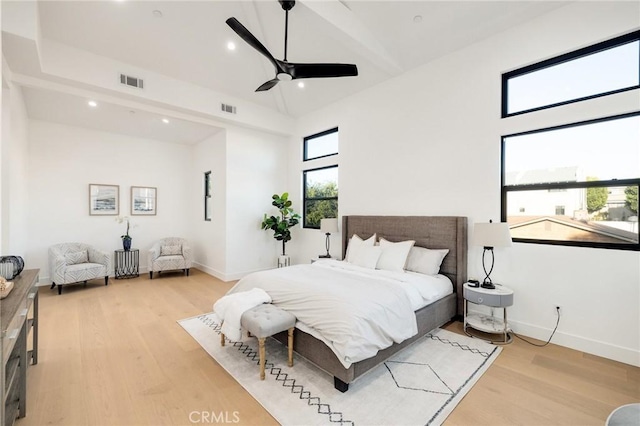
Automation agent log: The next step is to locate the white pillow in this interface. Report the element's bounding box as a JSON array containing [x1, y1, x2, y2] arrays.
[[161, 245, 182, 256], [345, 234, 376, 263], [350, 245, 382, 269], [405, 246, 449, 275], [376, 238, 415, 272]]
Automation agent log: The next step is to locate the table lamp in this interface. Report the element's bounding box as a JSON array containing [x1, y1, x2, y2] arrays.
[[319, 218, 338, 258], [472, 220, 512, 289]]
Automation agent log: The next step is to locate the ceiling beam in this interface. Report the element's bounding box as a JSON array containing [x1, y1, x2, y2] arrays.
[[299, 0, 403, 76]]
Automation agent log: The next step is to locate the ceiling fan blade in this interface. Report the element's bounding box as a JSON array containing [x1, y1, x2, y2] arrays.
[[226, 18, 283, 72], [286, 63, 358, 79], [255, 79, 280, 92]]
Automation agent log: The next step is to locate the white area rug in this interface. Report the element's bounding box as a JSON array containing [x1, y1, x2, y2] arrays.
[[178, 313, 501, 426]]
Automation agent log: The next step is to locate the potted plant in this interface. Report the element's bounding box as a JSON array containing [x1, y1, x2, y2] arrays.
[[116, 216, 133, 251], [261, 192, 301, 265]]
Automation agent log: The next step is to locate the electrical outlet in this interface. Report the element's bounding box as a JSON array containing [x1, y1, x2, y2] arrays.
[[555, 305, 562, 316]]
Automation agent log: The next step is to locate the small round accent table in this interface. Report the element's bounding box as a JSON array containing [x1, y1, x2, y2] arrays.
[[114, 249, 140, 279], [463, 282, 514, 344]]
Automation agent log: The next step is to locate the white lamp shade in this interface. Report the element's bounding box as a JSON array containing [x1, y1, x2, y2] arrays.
[[472, 222, 512, 248], [320, 218, 339, 233]]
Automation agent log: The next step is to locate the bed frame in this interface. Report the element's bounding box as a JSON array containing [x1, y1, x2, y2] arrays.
[[274, 215, 467, 392]]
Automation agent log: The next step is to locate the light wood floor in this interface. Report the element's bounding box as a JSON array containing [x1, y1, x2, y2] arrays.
[[18, 269, 639, 426]]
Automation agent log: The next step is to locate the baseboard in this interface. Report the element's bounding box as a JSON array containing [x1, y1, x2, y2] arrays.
[[193, 262, 272, 282], [509, 319, 640, 367]]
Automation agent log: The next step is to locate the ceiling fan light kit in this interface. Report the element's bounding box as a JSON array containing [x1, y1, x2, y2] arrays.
[[226, 0, 358, 92]]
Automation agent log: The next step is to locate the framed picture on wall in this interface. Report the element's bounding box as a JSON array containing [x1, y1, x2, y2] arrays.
[[131, 186, 157, 216], [89, 184, 119, 215]]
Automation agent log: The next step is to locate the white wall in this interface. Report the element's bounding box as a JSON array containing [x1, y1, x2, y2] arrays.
[[288, 1, 640, 366], [1, 81, 30, 256], [27, 120, 191, 281]]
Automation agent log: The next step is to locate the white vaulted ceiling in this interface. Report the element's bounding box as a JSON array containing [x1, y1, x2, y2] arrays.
[[3, 0, 571, 141]]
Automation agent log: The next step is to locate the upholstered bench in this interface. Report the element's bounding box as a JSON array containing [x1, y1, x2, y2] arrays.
[[221, 304, 296, 380]]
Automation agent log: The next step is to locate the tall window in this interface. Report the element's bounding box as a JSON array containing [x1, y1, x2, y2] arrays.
[[303, 165, 338, 229], [204, 171, 212, 221], [502, 31, 639, 117], [502, 113, 639, 250]]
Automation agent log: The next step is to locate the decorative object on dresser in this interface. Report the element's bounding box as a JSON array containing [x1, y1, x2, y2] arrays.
[[0, 276, 14, 299], [0, 256, 24, 280], [472, 220, 512, 289], [114, 249, 140, 279], [88, 183, 119, 216], [48, 243, 110, 295], [318, 218, 338, 258], [463, 282, 514, 344], [260, 192, 300, 267], [1, 269, 39, 426], [148, 237, 193, 279]]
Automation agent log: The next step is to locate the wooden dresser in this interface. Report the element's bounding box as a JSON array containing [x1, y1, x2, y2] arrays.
[[1, 269, 39, 426]]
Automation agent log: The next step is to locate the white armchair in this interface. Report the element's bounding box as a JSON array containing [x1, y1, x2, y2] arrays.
[[148, 237, 193, 279], [48, 243, 110, 295]]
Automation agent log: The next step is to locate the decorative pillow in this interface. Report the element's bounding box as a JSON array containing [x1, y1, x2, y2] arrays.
[[345, 234, 376, 263], [405, 247, 450, 275], [376, 238, 415, 272], [161, 245, 182, 256], [65, 250, 88, 265], [350, 245, 382, 269]]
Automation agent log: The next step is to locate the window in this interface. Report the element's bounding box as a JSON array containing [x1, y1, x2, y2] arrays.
[[304, 127, 338, 161], [502, 113, 640, 250], [303, 165, 338, 229], [502, 31, 640, 117], [204, 171, 212, 221]]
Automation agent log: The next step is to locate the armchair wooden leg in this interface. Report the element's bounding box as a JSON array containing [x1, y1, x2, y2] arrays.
[[149, 272, 153, 280], [186, 268, 190, 276], [104, 276, 109, 286], [58, 285, 62, 295], [50, 283, 56, 290]]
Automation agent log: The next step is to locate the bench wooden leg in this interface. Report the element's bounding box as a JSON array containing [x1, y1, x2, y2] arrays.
[[259, 338, 266, 380], [287, 328, 294, 367], [221, 333, 225, 347]]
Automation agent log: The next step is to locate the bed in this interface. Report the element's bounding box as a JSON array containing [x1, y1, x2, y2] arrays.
[[238, 215, 467, 391]]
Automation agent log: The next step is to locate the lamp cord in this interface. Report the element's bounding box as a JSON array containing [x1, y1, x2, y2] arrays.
[[510, 308, 560, 347]]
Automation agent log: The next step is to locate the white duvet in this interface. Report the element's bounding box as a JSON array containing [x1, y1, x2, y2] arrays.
[[227, 259, 452, 368]]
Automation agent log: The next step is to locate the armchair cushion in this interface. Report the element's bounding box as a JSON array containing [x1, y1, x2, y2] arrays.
[[160, 245, 182, 256], [65, 250, 88, 265]]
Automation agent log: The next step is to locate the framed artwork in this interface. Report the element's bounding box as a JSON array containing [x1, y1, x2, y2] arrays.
[[89, 184, 119, 215], [131, 186, 157, 215]]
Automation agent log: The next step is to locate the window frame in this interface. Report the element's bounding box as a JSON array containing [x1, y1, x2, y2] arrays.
[[303, 127, 339, 161], [302, 164, 339, 229], [501, 112, 640, 251], [204, 171, 212, 221], [501, 30, 640, 118]]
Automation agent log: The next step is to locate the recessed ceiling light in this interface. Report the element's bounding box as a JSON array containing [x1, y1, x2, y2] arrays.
[[162, 118, 170, 124], [152, 9, 163, 18], [88, 100, 97, 108], [413, 15, 423, 24], [227, 41, 236, 51], [297, 82, 305, 89]]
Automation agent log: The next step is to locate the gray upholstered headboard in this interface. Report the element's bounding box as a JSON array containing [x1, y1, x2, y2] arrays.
[[341, 215, 468, 316]]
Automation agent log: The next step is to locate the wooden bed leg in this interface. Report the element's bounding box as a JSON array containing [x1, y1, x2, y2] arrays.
[[259, 338, 266, 380], [334, 377, 349, 393], [220, 333, 225, 347], [287, 328, 294, 367]]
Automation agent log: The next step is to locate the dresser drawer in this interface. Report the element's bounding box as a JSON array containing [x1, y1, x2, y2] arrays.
[[2, 307, 28, 361], [464, 288, 513, 307]]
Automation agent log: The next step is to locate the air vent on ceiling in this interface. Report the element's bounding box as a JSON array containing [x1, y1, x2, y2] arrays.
[[120, 73, 144, 89], [221, 103, 237, 114]]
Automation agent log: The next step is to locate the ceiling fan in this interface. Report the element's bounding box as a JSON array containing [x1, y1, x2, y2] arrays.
[[226, 0, 358, 92]]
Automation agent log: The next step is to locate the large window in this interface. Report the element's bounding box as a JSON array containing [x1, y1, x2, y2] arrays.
[[502, 31, 639, 117], [304, 127, 338, 161], [502, 113, 640, 250], [303, 165, 338, 229]]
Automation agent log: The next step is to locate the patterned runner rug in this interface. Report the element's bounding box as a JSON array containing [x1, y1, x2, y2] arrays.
[[178, 313, 501, 426]]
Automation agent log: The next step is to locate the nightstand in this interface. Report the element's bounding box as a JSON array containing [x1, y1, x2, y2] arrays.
[[114, 249, 140, 279], [463, 282, 514, 344]]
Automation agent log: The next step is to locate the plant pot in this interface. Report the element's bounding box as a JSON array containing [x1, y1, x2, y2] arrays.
[[277, 255, 290, 268], [122, 238, 132, 251]]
